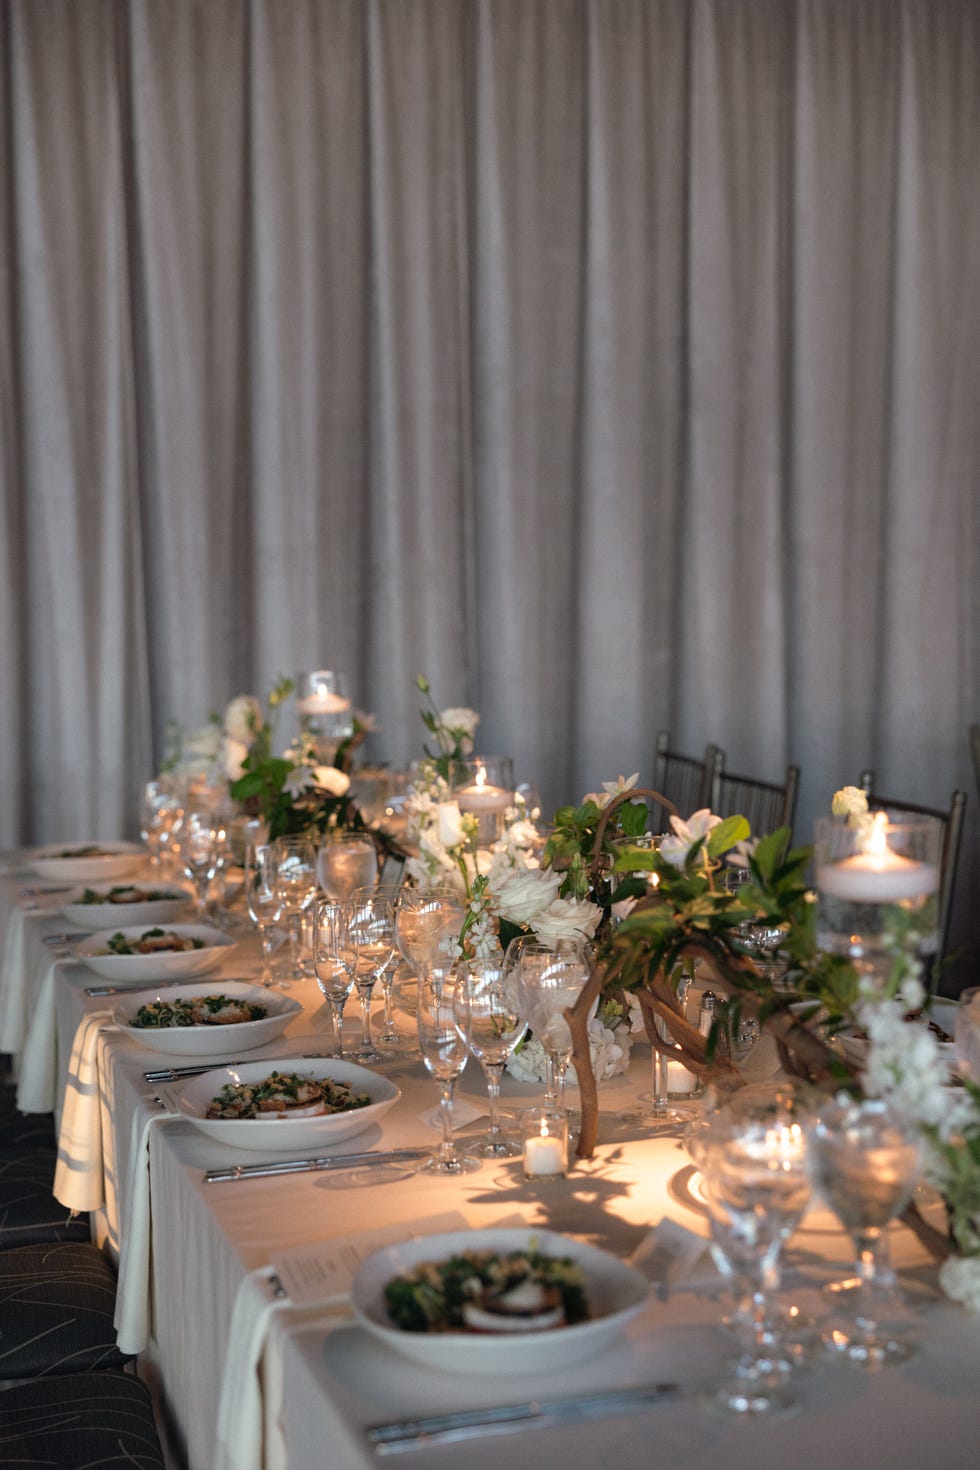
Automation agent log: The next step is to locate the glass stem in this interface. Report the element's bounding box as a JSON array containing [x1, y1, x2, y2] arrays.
[[258, 926, 275, 986], [542, 1053, 558, 1110], [555, 1054, 570, 1111], [852, 1228, 882, 1338], [438, 1079, 457, 1160], [331, 1001, 345, 1058], [483, 1062, 504, 1136], [358, 983, 374, 1050]]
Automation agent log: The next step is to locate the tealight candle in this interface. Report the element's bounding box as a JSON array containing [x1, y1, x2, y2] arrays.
[[296, 689, 352, 717], [522, 1110, 568, 1180], [817, 814, 939, 904]]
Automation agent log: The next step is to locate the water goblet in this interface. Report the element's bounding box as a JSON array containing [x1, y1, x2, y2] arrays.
[[416, 968, 481, 1175], [311, 898, 356, 1057], [317, 832, 380, 902], [507, 939, 588, 1113], [687, 1096, 811, 1415], [809, 1095, 921, 1366], [178, 810, 222, 919], [394, 886, 466, 973], [455, 956, 527, 1157], [272, 837, 318, 979], [346, 892, 396, 1063], [244, 843, 284, 987]]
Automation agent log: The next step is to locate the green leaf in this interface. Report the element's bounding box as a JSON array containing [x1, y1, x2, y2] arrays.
[[618, 801, 648, 838], [705, 815, 751, 858]]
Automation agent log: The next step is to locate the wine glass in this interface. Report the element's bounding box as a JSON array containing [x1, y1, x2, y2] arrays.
[[394, 886, 466, 972], [507, 939, 588, 1113], [687, 1094, 811, 1415], [317, 832, 380, 902], [346, 892, 396, 1063], [416, 968, 481, 1175], [455, 956, 527, 1157], [633, 963, 702, 1132], [272, 837, 318, 979], [311, 899, 356, 1057], [178, 810, 222, 919], [244, 843, 284, 987], [354, 884, 404, 1047], [139, 780, 184, 872], [809, 1095, 921, 1366]]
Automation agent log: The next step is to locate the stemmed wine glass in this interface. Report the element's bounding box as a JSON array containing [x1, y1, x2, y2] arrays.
[[809, 1095, 921, 1366], [178, 810, 222, 919], [317, 832, 380, 902], [506, 938, 588, 1113], [311, 898, 356, 1057], [244, 844, 284, 987], [354, 884, 403, 1047], [416, 968, 481, 1175], [346, 892, 396, 1063], [394, 887, 466, 973], [272, 837, 317, 980], [455, 956, 527, 1157], [139, 780, 184, 873], [687, 1092, 811, 1415]]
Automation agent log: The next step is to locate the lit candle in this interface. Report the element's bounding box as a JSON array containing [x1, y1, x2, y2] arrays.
[[818, 813, 939, 904], [522, 1111, 568, 1179], [665, 1057, 700, 1094], [454, 764, 512, 814], [296, 685, 352, 717]]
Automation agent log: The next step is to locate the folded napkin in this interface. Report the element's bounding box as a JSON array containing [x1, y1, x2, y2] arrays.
[[114, 1105, 184, 1354], [52, 1009, 114, 1211], [418, 1094, 484, 1132]]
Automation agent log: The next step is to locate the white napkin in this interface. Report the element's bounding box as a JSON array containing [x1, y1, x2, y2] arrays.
[[0, 905, 31, 1053], [114, 1106, 183, 1354], [52, 1009, 114, 1210], [418, 1094, 484, 1132], [20, 956, 76, 1115]]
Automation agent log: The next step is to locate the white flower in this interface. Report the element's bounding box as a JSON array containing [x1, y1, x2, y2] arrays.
[[583, 772, 640, 809], [532, 896, 602, 947], [434, 707, 480, 754], [436, 800, 466, 848], [313, 765, 350, 797], [223, 694, 263, 745], [224, 737, 250, 782], [283, 765, 315, 799], [659, 809, 723, 869], [494, 867, 565, 927], [831, 785, 869, 821], [182, 722, 223, 766], [506, 1036, 550, 1084], [939, 1255, 980, 1313]]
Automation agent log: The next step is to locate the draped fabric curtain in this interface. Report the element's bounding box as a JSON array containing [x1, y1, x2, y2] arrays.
[[2, 0, 978, 960]]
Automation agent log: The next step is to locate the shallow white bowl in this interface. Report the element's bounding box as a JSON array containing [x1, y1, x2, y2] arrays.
[[29, 841, 145, 883], [176, 1057, 400, 1153], [60, 883, 192, 932], [73, 923, 235, 982], [352, 1227, 649, 1375], [112, 981, 302, 1057]]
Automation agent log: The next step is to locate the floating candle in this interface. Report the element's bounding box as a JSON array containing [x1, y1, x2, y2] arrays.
[[817, 814, 939, 904]]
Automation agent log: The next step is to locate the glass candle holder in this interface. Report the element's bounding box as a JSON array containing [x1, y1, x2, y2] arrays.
[[295, 670, 354, 765], [815, 813, 941, 988], [452, 756, 514, 846], [522, 1108, 569, 1181]]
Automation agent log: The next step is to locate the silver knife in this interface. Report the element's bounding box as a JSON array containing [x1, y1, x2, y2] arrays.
[[366, 1382, 681, 1453], [143, 1061, 246, 1082], [204, 1147, 431, 1182]]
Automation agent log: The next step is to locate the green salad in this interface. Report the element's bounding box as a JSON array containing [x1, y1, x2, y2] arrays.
[[205, 1070, 371, 1120], [131, 996, 268, 1029], [103, 928, 204, 955], [383, 1248, 589, 1334]]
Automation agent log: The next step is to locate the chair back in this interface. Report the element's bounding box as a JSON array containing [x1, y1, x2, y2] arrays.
[[712, 762, 800, 840], [970, 723, 980, 803], [858, 770, 968, 976], [651, 731, 724, 831]]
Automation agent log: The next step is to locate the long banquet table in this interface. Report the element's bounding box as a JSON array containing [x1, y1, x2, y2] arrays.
[[2, 862, 979, 1470]]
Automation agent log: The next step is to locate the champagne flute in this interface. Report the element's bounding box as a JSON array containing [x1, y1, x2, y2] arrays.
[[455, 956, 527, 1157], [178, 810, 221, 920], [317, 832, 379, 902], [346, 892, 396, 1063], [272, 837, 318, 979], [244, 843, 283, 987], [809, 1095, 921, 1366], [416, 968, 481, 1175], [354, 884, 404, 1046], [688, 1096, 811, 1415], [311, 898, 356, 1057]]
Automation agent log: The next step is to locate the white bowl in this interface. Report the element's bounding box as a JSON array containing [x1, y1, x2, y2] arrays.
[[351, 1227, 649, 1375], [176, 1057, 400, 1153], [112, 981, 302, 1057], [60, 883, 192, 932], [29, 841, 145, 883], [73, 924, 236, 982]]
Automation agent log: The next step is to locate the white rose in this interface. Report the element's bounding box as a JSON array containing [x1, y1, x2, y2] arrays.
[[831, 784, 868, 820], [313, 766, 351, 797], [223, 695, 263, 745], [531, 896, 602, 947], [224, 737, 250, 782], [435, 706, 480, 754], [436, 800, 465, 848], [493, 866, 565, 926]]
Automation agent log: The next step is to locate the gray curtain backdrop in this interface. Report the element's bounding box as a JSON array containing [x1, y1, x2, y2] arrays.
[[2, 0, 978, 968]]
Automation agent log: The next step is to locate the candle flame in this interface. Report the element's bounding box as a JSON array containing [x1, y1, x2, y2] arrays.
[[474, 765, 487, 789], [866, 811, 889, 855]]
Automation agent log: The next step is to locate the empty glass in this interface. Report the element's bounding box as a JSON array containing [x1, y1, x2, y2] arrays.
[[311, 899, 356, 1057], [244, 844, 284, 987], [416, 969, 481, 1175], [354, 884, 404, 1046], [506, 938, 588, 1112], [140, 780, 184, 872], [455, 956, 527, 1157], [394, 887, 466, 972], [317, 832, 380, 903], [272, 837, 318, 979], [346, 892, 396, 1063], [178, 810, 222, 919]]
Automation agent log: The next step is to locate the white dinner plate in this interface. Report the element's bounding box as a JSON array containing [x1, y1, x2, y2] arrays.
[[73, 923, 236, 982], [29, 840, 145, 883], [60, 882, 192, 932], [112, 981, 302, 1057], [176, 1057, 400, 1153], [351, 1227, 649, 1375]]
